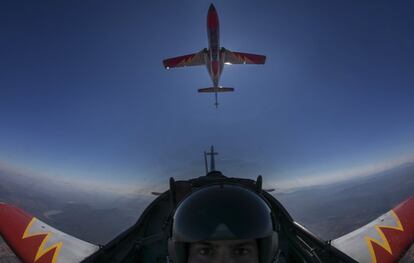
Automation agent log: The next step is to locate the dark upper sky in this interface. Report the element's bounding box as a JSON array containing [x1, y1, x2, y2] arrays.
[[1, 0, 413, 191]]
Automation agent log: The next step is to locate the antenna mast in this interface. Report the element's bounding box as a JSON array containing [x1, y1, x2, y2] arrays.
[[204, 151, 209, 174], [205, 145, 218, 172]]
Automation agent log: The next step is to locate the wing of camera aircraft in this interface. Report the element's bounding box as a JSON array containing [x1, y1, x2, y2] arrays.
[[0, 202, 99, 263], [1, 185, 413, 263], [332, 197, 414, 263]]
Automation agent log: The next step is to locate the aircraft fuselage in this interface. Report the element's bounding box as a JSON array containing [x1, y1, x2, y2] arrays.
[[162, 4, 266, 107], [206, 4, 223, 87]]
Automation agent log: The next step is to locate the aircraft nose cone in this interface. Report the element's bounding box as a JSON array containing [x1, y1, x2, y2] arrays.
[[207, 3, 218, 30]]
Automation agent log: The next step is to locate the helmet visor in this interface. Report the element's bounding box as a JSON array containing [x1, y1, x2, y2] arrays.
[[173, 185, 273, 242]]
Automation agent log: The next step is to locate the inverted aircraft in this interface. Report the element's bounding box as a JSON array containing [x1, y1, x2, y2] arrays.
[[2, 3, 414, 263], [163, 4, 266, 107], [0, 147, 413, 262]]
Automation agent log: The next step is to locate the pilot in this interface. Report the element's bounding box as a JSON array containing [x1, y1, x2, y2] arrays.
[[168, 184, 279, 263]]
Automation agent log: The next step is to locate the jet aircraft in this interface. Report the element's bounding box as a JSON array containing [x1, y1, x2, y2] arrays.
[[1, 4, 414, 263], [162, 4, 266, 107], [0, 147, 413, 262]]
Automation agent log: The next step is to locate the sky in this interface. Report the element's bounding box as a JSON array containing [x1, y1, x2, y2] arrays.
[[1, 0, 414, 192]]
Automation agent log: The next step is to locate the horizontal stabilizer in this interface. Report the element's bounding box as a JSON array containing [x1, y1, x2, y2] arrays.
[[198, 87, 234, 93]]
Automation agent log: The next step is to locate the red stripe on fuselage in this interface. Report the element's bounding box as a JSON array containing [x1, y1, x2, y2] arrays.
[[207, 5, 219, 31], [207, 4, 220, 84], [211, 60, 219, 77]]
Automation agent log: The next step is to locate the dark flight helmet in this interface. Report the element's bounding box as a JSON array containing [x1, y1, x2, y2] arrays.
[[168, 184, 279, 263]]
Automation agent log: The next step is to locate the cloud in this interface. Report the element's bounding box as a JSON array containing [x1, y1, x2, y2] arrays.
[[271, 155, 414, 192], [0, 160, 147, 197]]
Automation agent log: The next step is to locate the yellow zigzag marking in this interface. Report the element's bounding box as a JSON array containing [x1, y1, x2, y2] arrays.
[[364, 210, 404, 263], [22, 218, 63, 263]]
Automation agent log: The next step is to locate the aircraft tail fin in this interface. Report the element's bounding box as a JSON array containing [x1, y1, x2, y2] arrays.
[[198, 87, 234, 93]]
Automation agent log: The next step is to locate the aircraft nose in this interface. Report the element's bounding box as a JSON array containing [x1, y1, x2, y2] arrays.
[[207, 3, 218, 30]]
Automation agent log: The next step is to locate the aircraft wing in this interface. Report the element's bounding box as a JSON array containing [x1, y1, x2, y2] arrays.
[[332, 197, 414, 263], [0, 202, 99, 263], [221, 47, 266, 65], [163, 49, 206, 69]]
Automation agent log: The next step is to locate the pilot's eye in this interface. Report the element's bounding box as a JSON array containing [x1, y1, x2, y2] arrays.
[[234, 248, 250, 256], [198, 247, 214, 256]]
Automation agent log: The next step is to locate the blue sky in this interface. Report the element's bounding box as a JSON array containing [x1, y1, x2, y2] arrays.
[[1, 0, 414, 191]]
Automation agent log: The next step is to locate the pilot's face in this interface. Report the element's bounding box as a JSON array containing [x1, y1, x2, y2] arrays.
[[187, 239, 259, 263]]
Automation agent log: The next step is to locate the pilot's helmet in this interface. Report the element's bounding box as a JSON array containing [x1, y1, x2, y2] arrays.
[[168, 184, 278, 263]]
